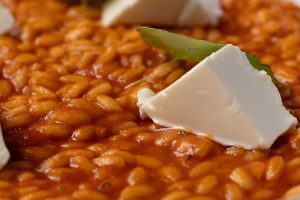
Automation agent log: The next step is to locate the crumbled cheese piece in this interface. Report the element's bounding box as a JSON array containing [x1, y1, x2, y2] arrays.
[[101, 0, 223, 27], [0, 4, 15, 35], [0, 124, 9, 169], [137, 44, 297, 150]]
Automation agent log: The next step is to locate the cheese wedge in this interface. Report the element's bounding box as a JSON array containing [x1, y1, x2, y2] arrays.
[[178, 0, 222, 26], [137, 44, 297, 149], [101, 0, 223, 27]]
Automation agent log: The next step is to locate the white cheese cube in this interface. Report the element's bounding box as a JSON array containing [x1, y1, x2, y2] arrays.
[[0, 124, 9, 169], [101, 0, 223, 27], [0, 4, 15, 35], [138, 44, 297, 150]]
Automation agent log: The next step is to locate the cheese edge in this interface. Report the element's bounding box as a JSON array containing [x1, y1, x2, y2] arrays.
[[0, 124, 10, 169]]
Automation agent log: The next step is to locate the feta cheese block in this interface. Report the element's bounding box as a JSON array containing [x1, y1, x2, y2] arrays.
[[101, 0, 223, 27], [0, 124, 9, 169], [0, 3, 15, 35], [137, 44, 297, 150]]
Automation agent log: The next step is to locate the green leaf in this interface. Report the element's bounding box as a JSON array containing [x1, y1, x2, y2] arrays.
[[137, 27, 278, 84], [246, 54, 277, 84]]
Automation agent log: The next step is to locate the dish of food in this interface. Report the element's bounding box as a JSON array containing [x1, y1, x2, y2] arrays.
[[0, 0, 300, 199]]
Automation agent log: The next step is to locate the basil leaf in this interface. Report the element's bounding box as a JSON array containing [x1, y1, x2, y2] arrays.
[[137, 26, 278, 84], [246, 54, 277, 83]]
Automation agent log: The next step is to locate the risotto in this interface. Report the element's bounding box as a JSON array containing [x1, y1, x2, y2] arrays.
[[0, 0, 300, 199]]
